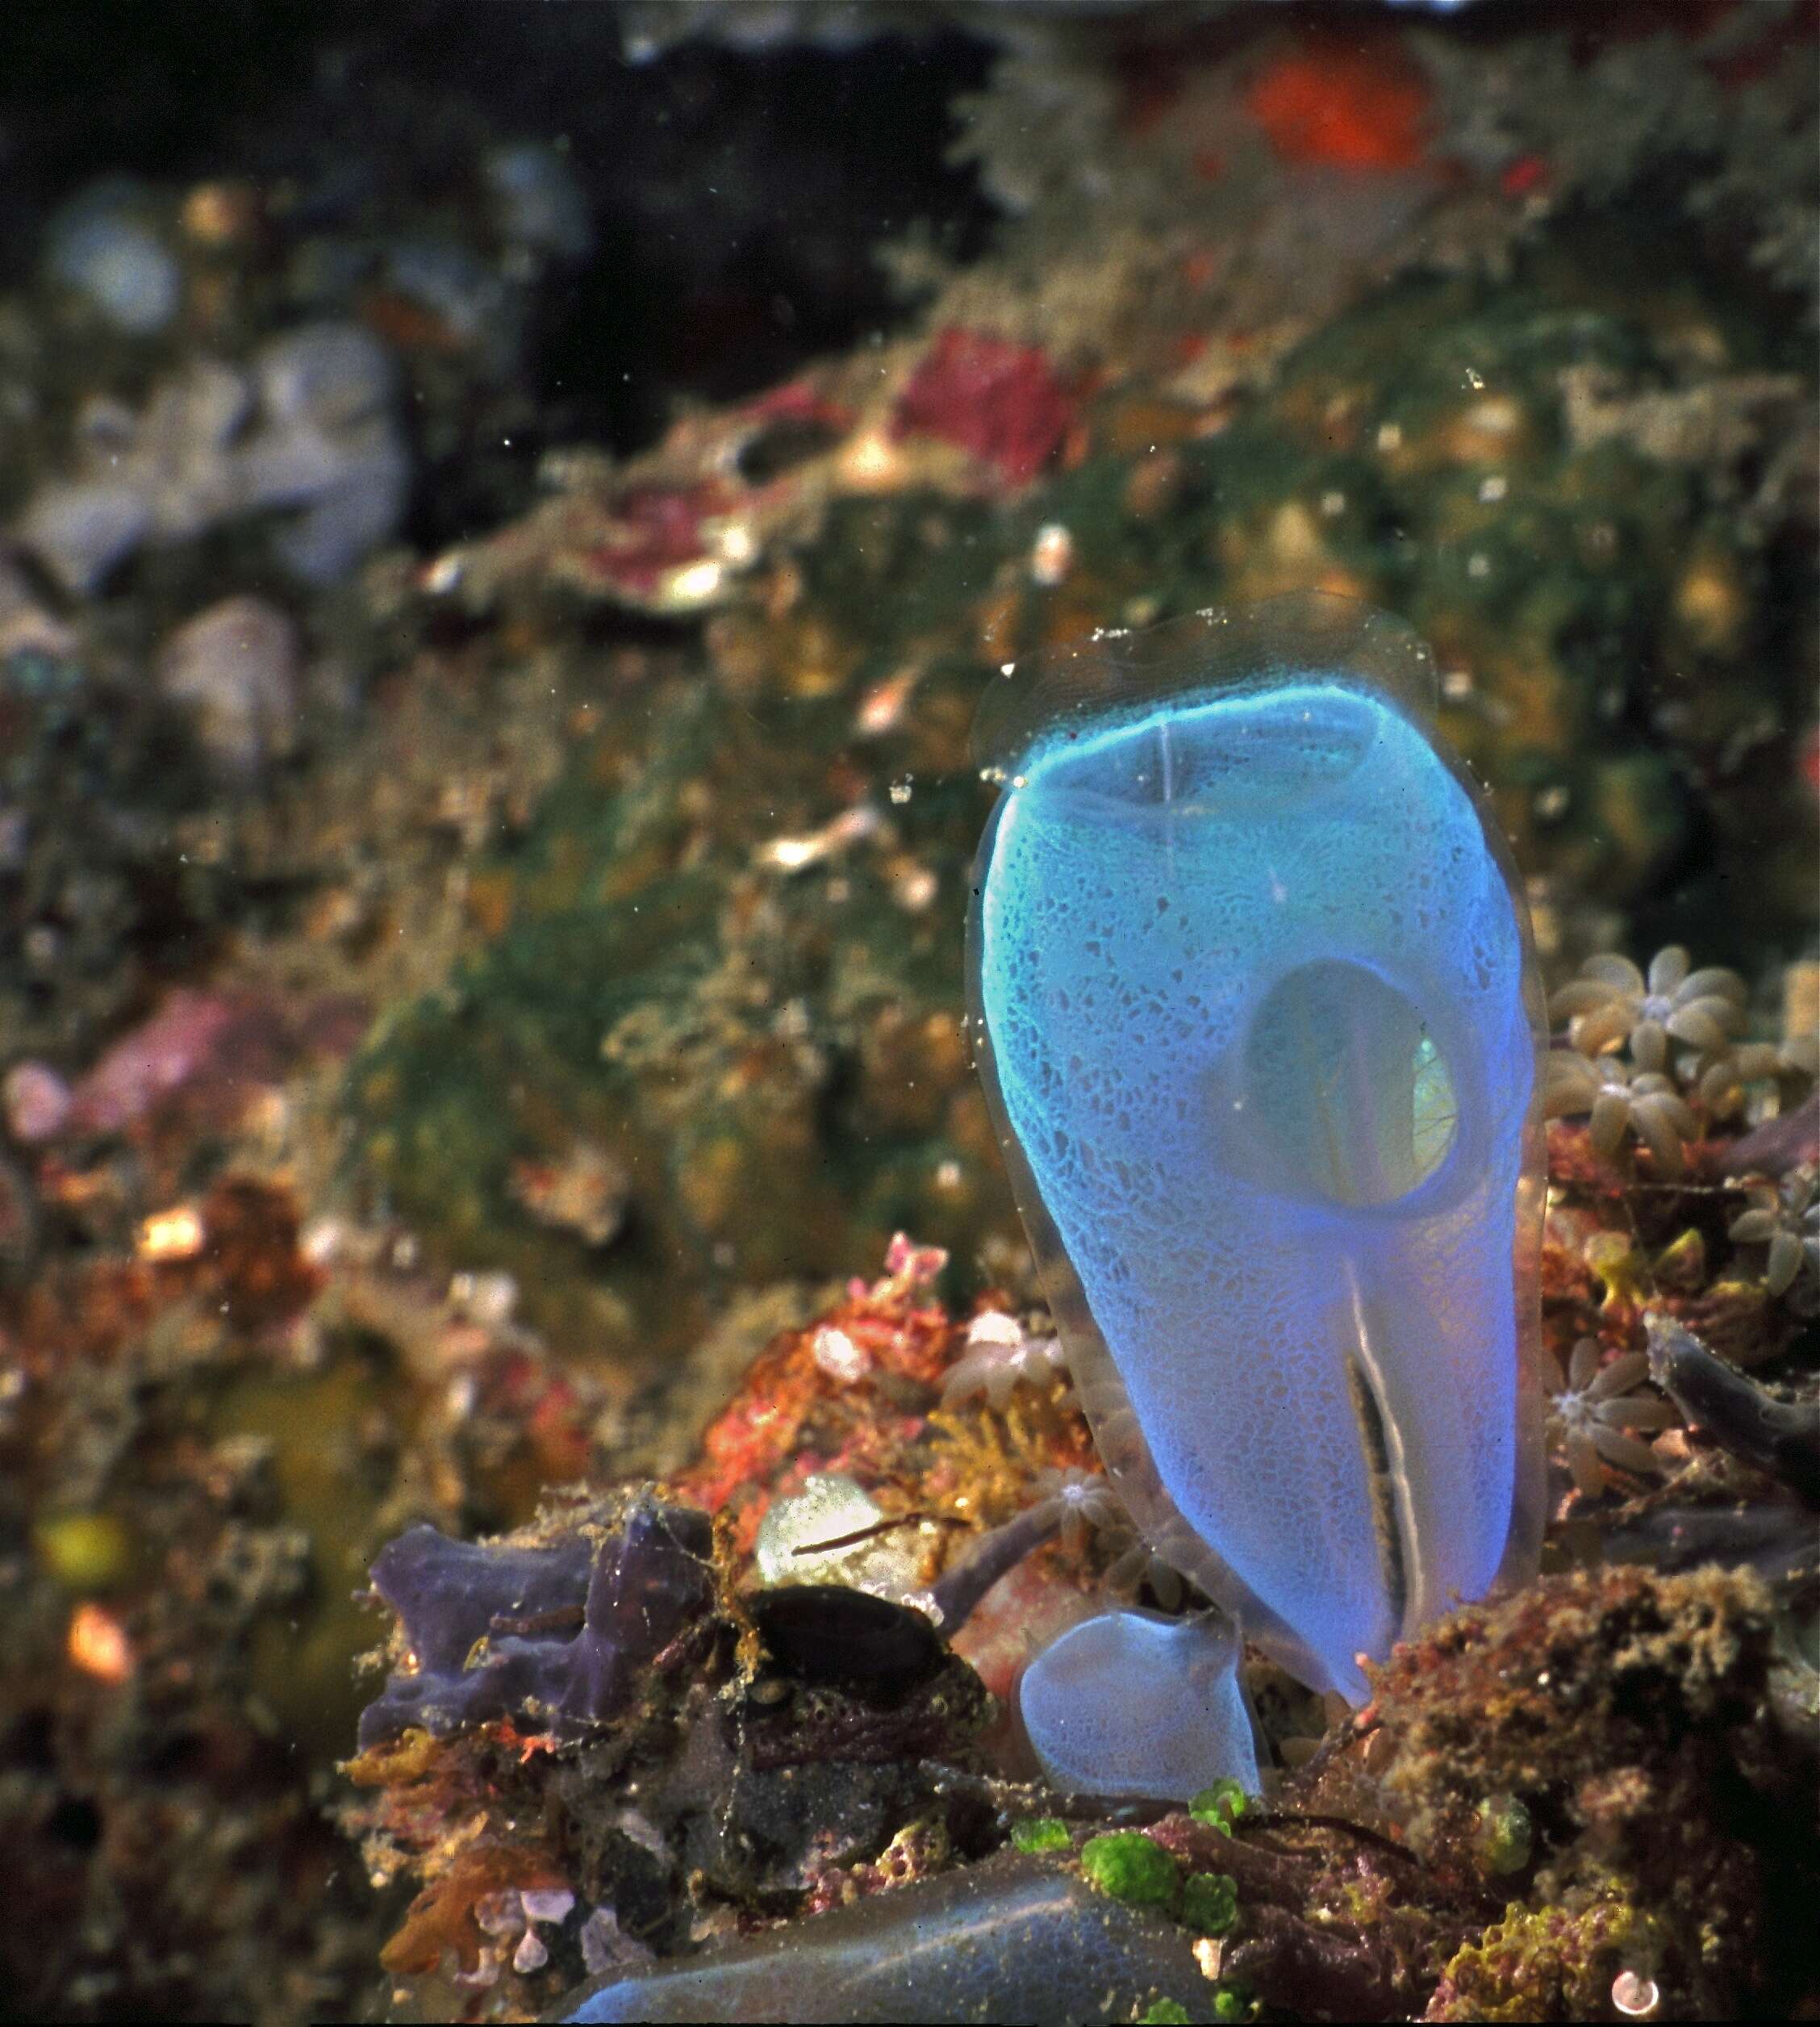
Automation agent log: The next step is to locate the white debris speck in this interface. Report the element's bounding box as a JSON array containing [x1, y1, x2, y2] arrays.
[[448, 1269, 520, 1329], [812, 1325, 870, 1384], [1030, 522, 1074, 586], [944, 1312, 1069, 1409], [758, 805, 879, 873], [157, 596, 301, 779], [892, 865, 938, 913], [664, 558, 724, 606]]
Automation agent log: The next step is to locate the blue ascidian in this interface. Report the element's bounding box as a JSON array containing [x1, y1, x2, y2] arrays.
[[968, 594, 1547, 1699]]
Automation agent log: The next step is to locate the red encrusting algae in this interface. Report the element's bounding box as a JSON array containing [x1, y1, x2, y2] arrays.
[[891, 328, 1078, 489], [1244, 35, 1433, 173]]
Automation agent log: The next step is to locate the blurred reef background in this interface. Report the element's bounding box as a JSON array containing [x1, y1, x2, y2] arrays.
[[0, 2, 1814, 2021]]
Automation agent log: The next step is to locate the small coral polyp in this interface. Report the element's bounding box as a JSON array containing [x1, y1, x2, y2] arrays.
[[969, 593, 1547, 1699]]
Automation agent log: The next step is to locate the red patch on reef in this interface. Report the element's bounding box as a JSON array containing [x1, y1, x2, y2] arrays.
[[1704, 0, 1818, 90], [1244, 35, 1432, 173], [745, 378, 852, 431], [1500, 153, 1551, 199], [482, 1348, 592, 1482], [892, 328, 1077, 489], [674, 1235, 962, 1548], [582, 480, 735, 599], [948, 1551, 1097, 1708], [60, 987, 366, 1141], [186, 1176, 323, 1331], [1797, 725, 1820, 800]]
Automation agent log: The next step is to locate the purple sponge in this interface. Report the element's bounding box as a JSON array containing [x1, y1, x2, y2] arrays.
[[357, 1495, 712, 1748]]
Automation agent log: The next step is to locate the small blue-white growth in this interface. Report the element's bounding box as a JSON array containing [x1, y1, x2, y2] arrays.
[[484, 142, 595, 259], [1018, 1607, 1259, 1800], [970, 596, 1544, 1700], [46, 181, 182, 336]]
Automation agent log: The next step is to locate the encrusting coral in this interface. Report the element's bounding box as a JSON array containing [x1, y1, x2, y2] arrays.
[[1543, 1053, 1701, 1176], [1541, 1339, 1678, 1501], [1425, 1891, 1659, 2025], [1728, 1172, 1818, 1304], [1551, 947, 1747, 1070], [1545, 942, 1814, 1182]]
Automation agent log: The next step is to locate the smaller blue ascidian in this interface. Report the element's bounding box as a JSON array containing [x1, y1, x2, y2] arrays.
[[1018, 1606, 1260, 1802]]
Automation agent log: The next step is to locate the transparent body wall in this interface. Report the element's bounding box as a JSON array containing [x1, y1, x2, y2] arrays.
[[967, 593, 1548, 1699]]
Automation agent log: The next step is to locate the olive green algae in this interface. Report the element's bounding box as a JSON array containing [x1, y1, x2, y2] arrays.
[[348, 677, 1020, 1362]]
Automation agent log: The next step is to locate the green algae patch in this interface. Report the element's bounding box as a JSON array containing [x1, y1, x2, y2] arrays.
[[1188, 1778, 1250, 1832], [1473, 1794, 1535, 1876], [33, 1511, 136, 1592], [1081, 1831, 1179, 1910], [210, 1349, 415, 1761], [1011, 1816, 1073, 1854], [1430, 1892, 1655, 2024], [1182, 1871, 1239, 1937], [343, 675, 1021, 1365], [1138, 2001, 1192, 2025]]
